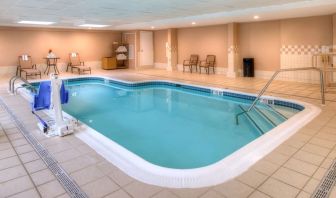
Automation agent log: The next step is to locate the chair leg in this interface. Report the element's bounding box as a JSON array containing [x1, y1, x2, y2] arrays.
[[55, 66, 60, 74]]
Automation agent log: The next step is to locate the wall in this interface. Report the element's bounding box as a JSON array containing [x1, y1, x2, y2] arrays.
[[150, 15, 333, 80], [239, 21, 281, 72], [280, 15, 333, 46], [334, 14, 336, 47], [279, 15, 333, 82], [153, 30, 168, 67], [0, 27, 121, 75], [177, 25, 228, 70]]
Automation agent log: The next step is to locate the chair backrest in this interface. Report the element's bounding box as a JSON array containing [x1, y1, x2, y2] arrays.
[[190, 54, 199, 64], [69, 52, 81, 66], [206, 55, 216, 66], [18, 55, 33, 69]]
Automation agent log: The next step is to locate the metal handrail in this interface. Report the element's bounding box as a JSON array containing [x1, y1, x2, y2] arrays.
[[9, 75, 37, 94], [236, 67, 325, 125]]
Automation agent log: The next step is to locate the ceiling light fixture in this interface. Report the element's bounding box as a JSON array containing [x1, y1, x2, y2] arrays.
[[253, 15, 260, 19], [191, 22, 196, 25], [151, 26, 155, 29], [79, 24, 109, 28], [18, 20, 55, 25]]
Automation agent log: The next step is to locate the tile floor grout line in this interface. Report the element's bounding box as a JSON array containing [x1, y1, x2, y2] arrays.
[[0, 116, 42, 197], [0, 97, 88, 198], [246, 119, 329, 198]]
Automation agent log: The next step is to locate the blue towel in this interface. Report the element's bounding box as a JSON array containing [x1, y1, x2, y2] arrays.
[[60, 82, 69, 104], [32, 81, 69, 111], [32, 81, 51, 111]]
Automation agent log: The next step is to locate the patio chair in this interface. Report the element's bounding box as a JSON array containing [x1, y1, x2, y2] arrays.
[[67, 52, 91, 74], [17, 55, 41, 79], [183, 54, 199, 73], [199, 55, 216, 74]]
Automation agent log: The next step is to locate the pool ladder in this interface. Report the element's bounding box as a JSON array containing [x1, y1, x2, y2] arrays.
[[9, 75, 37, 94], [235, 67, 325, 127]]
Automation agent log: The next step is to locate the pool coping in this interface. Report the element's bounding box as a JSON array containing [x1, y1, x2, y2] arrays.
[[18, 75, 321, 188]]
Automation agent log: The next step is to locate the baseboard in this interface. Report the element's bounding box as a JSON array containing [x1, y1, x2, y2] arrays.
[[154, 63, 167, 69], [0, 66, 17, 78], [176, 64, 227, 74], [138, 65, 154, 69]]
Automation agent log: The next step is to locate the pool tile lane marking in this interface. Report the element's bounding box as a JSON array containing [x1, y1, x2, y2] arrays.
[[0, 98, 88, 198]]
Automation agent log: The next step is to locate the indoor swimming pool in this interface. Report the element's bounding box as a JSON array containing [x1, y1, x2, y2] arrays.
[[61, 78, 299, 168], [28, 77, 318, 187]]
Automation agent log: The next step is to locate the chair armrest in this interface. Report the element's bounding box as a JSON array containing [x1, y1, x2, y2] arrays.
[[80, 61, 85, 66]]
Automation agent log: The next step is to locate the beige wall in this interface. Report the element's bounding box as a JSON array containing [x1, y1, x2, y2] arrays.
[[280, 15, 333, 45], [154, 30, 168, 63], [151, 15, 334, 72], [239, 21, 281, 71], [177, 25, 228, 67], [0, 27, 121, 66], [333, 14, 336, 46]]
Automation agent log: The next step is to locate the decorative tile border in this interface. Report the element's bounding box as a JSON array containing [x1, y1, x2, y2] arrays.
[[228, 45, 239, 54], [280, 45, 322, 55]]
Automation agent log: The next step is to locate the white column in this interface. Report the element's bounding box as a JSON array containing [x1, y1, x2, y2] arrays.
[[227, 23, 239, 78], [167, 29, 178, 71]]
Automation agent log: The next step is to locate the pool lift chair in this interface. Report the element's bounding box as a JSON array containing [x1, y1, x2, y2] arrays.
[[31, 73, 78, 136]]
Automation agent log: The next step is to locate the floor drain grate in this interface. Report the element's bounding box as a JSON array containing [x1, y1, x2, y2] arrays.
[[312, 160, 336, 198], [0, 99, 88, 198]]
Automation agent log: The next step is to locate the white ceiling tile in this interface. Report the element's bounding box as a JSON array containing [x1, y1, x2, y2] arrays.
[[0, 0, 335, 30]]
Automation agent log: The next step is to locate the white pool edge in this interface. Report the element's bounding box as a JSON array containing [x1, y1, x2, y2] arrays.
[[21, 75, 321, 188]]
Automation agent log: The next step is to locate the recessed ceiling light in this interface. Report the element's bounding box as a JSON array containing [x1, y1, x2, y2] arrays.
[[151, 26, 155, 29], [18, 20, 55, 25], [79, 24, 109, 28], [191, 22, 196, 25], [253, 15, 260, 19]]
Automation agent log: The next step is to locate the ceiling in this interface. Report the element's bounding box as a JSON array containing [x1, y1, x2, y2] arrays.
[[0, 0, 335, 30]]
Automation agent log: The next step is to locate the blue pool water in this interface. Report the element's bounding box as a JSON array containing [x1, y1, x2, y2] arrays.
[[35, 79, 301, 169]]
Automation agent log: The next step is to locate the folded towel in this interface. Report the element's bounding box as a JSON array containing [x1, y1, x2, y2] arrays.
[[47, 53, 56, 58], [116, 54, 127, 60]]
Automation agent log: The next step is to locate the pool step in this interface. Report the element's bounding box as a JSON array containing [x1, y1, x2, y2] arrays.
[[255, 104, 287, 126], [238, 105, 274, 134]]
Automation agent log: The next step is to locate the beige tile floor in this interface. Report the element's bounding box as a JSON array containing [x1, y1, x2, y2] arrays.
[[0, 68, 336, 198]]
